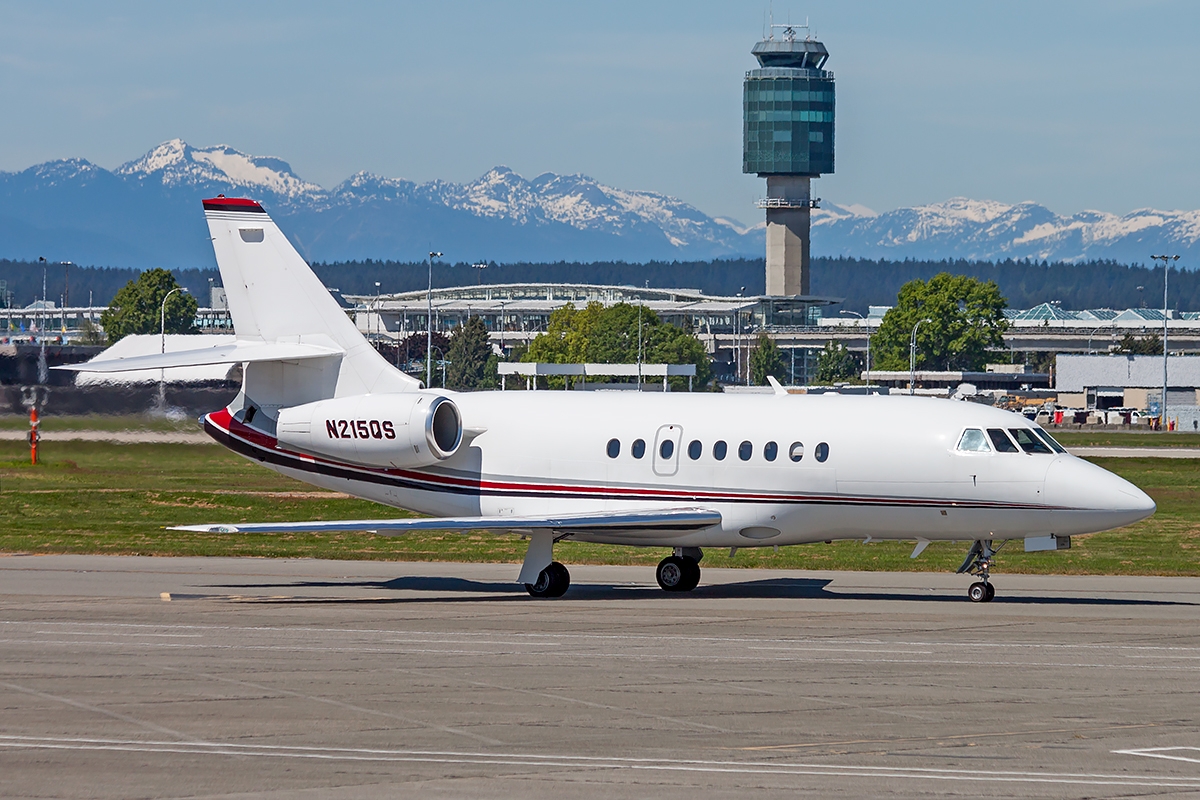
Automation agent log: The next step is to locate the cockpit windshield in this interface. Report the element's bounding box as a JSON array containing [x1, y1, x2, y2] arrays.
[[987, 428, 1020, 453], [1032, 426, 1067, 454], [956, 429, 992, 452], [1008, 428, 1053, 454]]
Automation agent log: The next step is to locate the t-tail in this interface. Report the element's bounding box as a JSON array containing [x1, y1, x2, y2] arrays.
[[202, 197, 420, 421]]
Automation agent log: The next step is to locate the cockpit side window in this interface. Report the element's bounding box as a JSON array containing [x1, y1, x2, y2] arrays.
[[1033, 427, 1067, 454], [956, 429, 991, 452], [1009, 428, 1052, 454], [987, 428, 1019, 453]]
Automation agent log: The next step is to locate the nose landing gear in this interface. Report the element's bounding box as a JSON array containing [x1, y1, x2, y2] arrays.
[[656, 547, 702, 592], [958, 539, 999, 603]]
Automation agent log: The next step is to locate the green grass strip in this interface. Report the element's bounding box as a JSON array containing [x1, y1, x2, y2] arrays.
[[0, 440, 1196, 575]]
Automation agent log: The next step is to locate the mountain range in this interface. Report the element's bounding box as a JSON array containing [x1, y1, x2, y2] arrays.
[[1, 139, 1198, 268]]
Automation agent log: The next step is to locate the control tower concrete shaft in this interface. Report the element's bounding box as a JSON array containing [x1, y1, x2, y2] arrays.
[[743, 25, 834, 297]]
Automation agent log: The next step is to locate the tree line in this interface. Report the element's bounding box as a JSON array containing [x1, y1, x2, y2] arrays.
[[85, 266, 1040, 389], [2, 255, 1195, 313]]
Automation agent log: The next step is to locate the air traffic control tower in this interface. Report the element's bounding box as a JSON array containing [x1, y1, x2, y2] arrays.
[[744, 24, 834, 297]]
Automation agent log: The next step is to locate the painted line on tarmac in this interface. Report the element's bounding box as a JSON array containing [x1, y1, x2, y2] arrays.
[[2, 735, 1200, 788], [4, 636, 1200, 673], [156, 665, 505, 747], [743, 722, 1161, 751], [396, 665, 729, 733], [13, 621, 1200, 655], [0, 683, 200, 741], [1116, 747, 1200, 765]]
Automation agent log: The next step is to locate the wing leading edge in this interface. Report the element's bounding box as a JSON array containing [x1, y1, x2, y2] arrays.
[[169, 507, 722, 537], [56, 340, 343, 373]]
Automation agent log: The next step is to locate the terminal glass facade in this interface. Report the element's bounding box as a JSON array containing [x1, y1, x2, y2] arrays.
[[743, 70, 835, 176]]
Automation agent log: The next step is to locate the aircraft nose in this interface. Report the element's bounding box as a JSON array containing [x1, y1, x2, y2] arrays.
[[1043, 456, 1156, 524]]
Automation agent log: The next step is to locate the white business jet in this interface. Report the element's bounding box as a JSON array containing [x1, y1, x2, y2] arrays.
[[66, 197, 1156, 603]]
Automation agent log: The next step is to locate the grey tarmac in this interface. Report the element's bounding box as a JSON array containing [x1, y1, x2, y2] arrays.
[[2, 555, 1200, 799], [1067, 446, 1200, 458]]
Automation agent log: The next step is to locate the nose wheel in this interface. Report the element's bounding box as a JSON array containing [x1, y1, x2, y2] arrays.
[[967, 581, 996, 603], [958, 539, 1001, 603], [656, 555, 701, 592]]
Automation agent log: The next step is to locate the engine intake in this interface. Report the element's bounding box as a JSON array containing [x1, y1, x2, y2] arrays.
[[275, 392, 462, 469]]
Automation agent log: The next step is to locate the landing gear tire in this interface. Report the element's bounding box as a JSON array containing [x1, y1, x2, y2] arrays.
[[525, 561, 570, 598], [968, 581, 995, 603], [959, 539, 1001, 603], [656, 556, 701, 592]]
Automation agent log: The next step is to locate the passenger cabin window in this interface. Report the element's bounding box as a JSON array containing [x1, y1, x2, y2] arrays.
[[764, 441, 778, 462], [738, 441, 753, 461], [1009, 428, 1052, 454], [957, 429, 991, 452], [659, 439, 675, 459], [987, 429, 1019, 453], [606, 438, 620, 458], [1034, 427, 1067, 454], [789, 442, 804, 462], [632, 439, 646, 459], [687, 440, 702, 460], [815, 442, 829, 462], [713, 440, 727, 461]]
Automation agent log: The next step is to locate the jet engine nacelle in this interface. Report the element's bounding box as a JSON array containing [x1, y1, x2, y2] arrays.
[[275, 393, 462, 469]]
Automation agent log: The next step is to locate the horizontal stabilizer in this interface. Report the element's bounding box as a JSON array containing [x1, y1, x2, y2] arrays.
[[170, 507, 722, 536], [57, 340, 344, 373]]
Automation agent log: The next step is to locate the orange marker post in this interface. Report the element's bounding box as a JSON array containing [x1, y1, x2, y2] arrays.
[[28, 407, 40, 465]]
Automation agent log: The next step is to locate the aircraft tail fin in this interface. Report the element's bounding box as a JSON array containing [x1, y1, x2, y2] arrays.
[[203, 197, 419, 406]]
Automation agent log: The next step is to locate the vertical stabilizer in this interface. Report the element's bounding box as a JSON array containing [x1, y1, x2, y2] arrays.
[[203, 197, 419, 407]]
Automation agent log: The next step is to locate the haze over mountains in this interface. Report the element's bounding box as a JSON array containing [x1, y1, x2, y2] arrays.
[[1, 140, 1198, 269]]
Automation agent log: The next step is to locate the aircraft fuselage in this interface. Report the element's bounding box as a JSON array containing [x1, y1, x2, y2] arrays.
[[205, 390, 1154, 550]]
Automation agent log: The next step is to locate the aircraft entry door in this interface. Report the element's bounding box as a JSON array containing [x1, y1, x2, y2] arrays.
[[652, 424, 683, 477]]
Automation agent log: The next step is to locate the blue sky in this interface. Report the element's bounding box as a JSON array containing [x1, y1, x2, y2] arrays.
[[1, 1, 1197, 224]]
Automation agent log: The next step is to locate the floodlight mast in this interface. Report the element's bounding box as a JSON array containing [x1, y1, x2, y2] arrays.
[[909, 318, 930, 396], [840, 309, 869, 386], [37, 257, 47, 384], [427, 251, 442, 389], [1151, 254, 1180, 428]]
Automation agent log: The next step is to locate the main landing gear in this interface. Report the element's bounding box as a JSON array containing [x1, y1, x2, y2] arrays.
[[656, 547, 702, 593], [520, 531, 571, 598], [525, 561, 571, 598], [957, 539, 999, 603]]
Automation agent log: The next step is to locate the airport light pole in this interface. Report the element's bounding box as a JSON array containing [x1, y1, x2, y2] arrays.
[[909, 318, 930, 396], [498, 300, 506, 355], [160, 287, 187, 354], [840, 310, 869, 386], [37, 257, 48, 384], [1087, 323, 1117, 355], [735, 286, 745, 385], [1151, 254, 1179, 428], [427, 251, 442, 388], [159, 287, 187, 410], [373, 281, 381, 343]]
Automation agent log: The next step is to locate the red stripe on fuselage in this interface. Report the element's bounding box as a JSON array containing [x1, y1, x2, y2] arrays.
[[202, 410, 1058, 510]]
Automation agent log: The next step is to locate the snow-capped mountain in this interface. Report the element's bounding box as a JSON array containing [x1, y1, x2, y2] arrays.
[[0, 141, 756, 267], [116, 139, 325, 200], [2, 140, 1199, 269], [812, 197, 1200, 265]]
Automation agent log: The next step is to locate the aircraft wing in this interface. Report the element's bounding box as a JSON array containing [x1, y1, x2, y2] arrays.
[[56, 340, 343, 373], [170, 507, 722, 537]]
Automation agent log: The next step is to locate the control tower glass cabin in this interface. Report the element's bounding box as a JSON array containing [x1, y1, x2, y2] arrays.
[[743, 29, 835, 296]]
